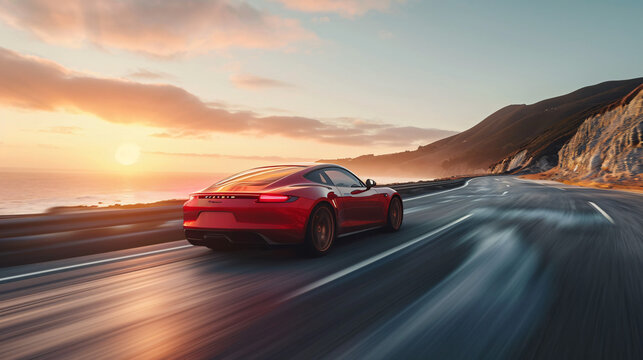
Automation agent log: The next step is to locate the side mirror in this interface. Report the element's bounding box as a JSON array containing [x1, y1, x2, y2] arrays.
[[365, 179, 376, 189]]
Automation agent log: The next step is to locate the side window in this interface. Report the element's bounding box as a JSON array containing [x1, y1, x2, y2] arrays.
[[304, 170, 332, 185], [324, 169, 363, 188]]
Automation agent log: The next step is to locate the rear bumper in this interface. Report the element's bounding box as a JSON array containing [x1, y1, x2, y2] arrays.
[[184, 228, 302, 247]]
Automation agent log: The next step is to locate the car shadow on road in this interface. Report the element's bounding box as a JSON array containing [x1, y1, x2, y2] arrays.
[[186, 226, 399, 274]]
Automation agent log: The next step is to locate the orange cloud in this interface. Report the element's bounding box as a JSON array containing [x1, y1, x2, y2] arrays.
[[276, 0, 399, 17], [146, 151, 313, 162], [0, 47, 457, 147], [0, 0, 315, 57], [230, 74, 295, 90], [126, 69, 174, 81]]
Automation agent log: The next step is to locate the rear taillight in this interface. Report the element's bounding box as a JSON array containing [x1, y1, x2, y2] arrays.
[[258, 194, 295, 203]]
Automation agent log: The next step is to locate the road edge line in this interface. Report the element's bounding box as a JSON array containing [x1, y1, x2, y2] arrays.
[[404, 179, 474, 202], [0, 244, 193, 283]]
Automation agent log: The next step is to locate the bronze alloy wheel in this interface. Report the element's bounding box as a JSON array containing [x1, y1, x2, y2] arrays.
[[387, 197, 403, 231], [306, 205, 335, 255]]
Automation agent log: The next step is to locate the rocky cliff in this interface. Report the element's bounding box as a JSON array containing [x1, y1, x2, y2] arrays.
[[554, 85, 642, 183], [493, 84, 643, 187]]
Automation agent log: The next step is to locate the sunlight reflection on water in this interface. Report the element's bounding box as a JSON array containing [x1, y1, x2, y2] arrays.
[[0, 170, 227, 214]]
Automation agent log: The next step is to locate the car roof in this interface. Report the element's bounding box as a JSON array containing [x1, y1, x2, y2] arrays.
[[238, 163, 357, 183], [243, 163, 347, 172], [195, 163, 360, 193]]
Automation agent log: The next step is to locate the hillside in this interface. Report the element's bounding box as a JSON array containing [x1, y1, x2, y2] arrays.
[[322, 78, 643, 178], [533, 84, 642, 188]]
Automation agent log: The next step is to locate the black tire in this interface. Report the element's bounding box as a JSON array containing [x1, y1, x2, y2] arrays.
[[304, 204, 336, 256], [385, 196, 403, 232]]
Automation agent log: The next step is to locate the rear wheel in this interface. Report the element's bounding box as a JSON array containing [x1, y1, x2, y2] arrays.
[[385, 196, 403, 232], [304, 205, 336, 256]]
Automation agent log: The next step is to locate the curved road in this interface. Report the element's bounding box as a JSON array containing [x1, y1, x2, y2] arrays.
[[1, 177, 642, 359]]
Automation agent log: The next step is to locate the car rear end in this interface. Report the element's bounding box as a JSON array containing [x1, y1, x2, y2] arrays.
[[183, 166, 314, 248]]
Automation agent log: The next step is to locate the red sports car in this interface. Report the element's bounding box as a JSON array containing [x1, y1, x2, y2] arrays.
[[183, 164, 403, 255]]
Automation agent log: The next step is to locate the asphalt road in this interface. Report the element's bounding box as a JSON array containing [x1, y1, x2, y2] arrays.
[[1, 176, 642, 359]]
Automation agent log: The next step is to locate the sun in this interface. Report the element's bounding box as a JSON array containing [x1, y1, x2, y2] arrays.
[[115, 143, 141, 166]]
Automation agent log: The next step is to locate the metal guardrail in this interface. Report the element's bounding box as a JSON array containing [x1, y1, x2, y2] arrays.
[[0, 178, 470, 267], [0, 206, 184, 267], [0, 205, 182, 238], [389, 178, 469, 196], [388, 179, 461, 189]]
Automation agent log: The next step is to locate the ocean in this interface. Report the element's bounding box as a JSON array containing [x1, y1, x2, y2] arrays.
[[0, 169, 427, 215], [0, 169, 227, 215]]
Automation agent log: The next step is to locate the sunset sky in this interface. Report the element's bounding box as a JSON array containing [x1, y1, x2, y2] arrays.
[[1, 0, 641, 174]]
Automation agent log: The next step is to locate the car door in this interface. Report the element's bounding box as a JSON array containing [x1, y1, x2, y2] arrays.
[[323, 168, 383, 230], [350, 185, 387, 225]]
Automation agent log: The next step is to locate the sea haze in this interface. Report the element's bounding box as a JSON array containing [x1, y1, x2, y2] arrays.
[[0, 169, 228, 215], [0, 169, 428, 215]]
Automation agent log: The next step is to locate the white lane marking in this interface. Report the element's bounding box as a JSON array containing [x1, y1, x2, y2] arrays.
[[556, 187, 565, 191], [506, 184, 510, 187], [283, 214, 472, 301], [588, 201, 615, 224], [404, 179, 473, 202], [501, 191, 508, 196], [0, 244, 193, 283]]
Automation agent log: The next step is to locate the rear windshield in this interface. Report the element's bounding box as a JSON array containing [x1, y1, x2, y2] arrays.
[[202, 166, 304, 191]]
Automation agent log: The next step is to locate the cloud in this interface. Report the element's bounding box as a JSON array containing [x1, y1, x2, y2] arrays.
[[0, 0, 315, 57], [146, 151, 313, 162], [0, 47, 457, 147], [151, 130, 213, 140], [126, 69, 174, 81], [230, 74, 295, 90], [276, 0, 400, 17], [38, 126, 83, 135]]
